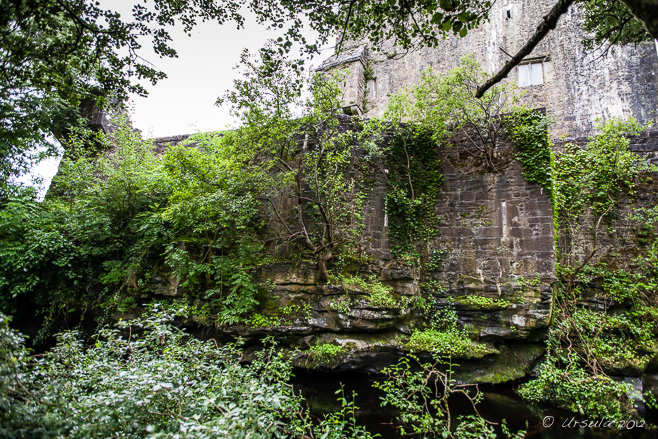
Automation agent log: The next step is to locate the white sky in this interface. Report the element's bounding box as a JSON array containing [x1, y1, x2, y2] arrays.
[[115, 4, 327, 138], [20, 2, 332, 194], [127, 20, 302, 137]]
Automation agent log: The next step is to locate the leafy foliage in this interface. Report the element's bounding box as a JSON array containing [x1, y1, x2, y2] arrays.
[[0, 47, 383, 329], [307, 342, 349, 365], [407, 298, 495, 358], [454, 295, 510, 310], [0, 0, 325, 192], [374, 354, 524, 438], [329, 272, 401, 309], [407, 328, 496, 358], [311, 386, 376, 439], [554, 118, 644, 223], [384, 126, 443, 260], [519, 359, 635, 421], [505, 109, 554, 196], [324, 0, 492, 53], [581, 0, 652, 52], [0, 306, 377, 439], [554, 118, 649, 283], [0, 118, 169, 318], [552, 306, 658, 371]]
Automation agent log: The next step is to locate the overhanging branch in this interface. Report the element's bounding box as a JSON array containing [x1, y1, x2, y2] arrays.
[[475, 0, 575, 98], [620, 0, 658, 40]]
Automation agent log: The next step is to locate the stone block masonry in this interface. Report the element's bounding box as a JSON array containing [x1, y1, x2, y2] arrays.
[[318, 0, 658, 139], [148, 119, 556, 377], [425, 133, 555, 340]]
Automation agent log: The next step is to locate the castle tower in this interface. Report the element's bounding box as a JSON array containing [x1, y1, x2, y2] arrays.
[[317, 0, 658, 138]]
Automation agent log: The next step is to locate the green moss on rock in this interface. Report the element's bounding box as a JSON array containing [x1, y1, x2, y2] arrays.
[[406, 328, 498, 359]]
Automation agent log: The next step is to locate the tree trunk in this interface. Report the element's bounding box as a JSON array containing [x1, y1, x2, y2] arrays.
[[317, 253, 329, 282], [620, 0, 658, 40]]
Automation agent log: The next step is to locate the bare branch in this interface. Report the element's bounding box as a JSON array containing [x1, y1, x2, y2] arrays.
[[476, 0, 574, 98]]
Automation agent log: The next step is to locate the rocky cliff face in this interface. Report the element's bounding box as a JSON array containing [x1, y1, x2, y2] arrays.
[[146, 122, 554, 383]]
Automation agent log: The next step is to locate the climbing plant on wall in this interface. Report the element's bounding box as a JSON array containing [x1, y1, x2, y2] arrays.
[[518, 117, 658, 419], [505, 109, 554, 197], [553, 117, 646, 279], [384, 126, 443, 261]]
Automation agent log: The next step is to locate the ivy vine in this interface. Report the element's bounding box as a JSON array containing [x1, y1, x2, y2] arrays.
[[505, 109, 553, 197], [385, 126, 444, 259]]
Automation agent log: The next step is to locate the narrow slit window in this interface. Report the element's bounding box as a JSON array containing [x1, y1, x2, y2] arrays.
[[367, 78, 377, 100], [506, 9, 512, 19]]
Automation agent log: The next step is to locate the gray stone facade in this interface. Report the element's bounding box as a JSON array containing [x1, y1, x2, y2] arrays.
[[149, 122, 555, 377], [318, 0, 658, 138]]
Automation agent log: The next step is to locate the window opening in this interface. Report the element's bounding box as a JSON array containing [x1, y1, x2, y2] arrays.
[[518, 62, 544, 87], [366, 78, 377, 100]]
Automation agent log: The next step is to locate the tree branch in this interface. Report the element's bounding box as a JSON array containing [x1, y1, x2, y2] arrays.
[[336, 0, 357, 52], [620, 0, 658, 40], [475, 0, 575, 98]]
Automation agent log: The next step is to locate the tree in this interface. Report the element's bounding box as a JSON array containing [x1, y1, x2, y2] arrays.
[[2, 0, 654, 195], [0, 0, 496, 189], [618, 0, 658, 40], [581, 0, 654, 51], [0, 0, 313, 198], [385, 55, 522, 172], [217, 47, 379, 281]]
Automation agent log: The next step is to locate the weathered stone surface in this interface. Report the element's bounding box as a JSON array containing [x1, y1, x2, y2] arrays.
[[452, 343, 546, 384], [153, 134, 191, 154], [322, 1, 658, 138], [415, 131, 556, 340], [294, 332, 407, 373], [317, 46, 367, 115], [256, 262, 321, 286]]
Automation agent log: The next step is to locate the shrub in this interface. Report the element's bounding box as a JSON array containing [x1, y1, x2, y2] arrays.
[[406, 328, 497, 359], [307, 342, 349, 365], [518, 360, 635, 421], [0, 306, 371, 439]]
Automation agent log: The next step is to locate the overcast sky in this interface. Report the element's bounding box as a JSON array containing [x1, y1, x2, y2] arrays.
[[127, 15, 304, 138], [21, 2, 331, 194], [106, 1, 330, 138]]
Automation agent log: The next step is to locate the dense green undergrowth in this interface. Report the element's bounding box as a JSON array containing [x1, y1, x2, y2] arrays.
[[517, 118, 658, 420], [0, 306, 527, 439], [0, 306, 378, 439]]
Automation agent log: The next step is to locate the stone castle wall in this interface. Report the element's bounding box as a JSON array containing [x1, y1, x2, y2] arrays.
[[426, 130, 554, 340], [317, 0, 658, 138], [151, 121, 555, 378]]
